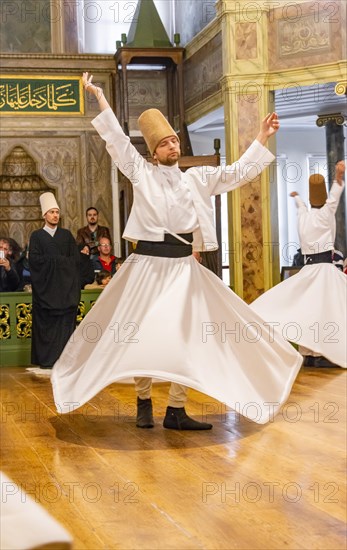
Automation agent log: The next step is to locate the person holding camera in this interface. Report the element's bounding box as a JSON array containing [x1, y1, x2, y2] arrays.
[[0, 238, 20, 292]]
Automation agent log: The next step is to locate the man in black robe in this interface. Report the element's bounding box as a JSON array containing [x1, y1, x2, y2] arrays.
[[29, 192, 81, 369]]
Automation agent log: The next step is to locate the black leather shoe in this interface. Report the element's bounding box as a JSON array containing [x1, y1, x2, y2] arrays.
[[163, 407, 213, 430], [136, 397, 154, 428]]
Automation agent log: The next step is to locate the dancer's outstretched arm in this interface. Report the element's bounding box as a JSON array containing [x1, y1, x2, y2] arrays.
[[256, 112, 280, 146], [82, 72, 110, 112]]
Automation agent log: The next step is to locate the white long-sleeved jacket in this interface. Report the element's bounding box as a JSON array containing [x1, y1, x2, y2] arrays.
[[92, 108, 275, 251], [294, 181, 345, 254]]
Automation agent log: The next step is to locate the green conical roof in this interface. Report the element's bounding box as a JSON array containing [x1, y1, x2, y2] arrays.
[[126, 0, 172, 47]]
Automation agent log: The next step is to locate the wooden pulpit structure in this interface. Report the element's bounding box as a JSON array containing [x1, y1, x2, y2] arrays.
[[112, 0, 222, 276]]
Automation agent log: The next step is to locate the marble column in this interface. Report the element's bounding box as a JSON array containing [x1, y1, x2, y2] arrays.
[[316, 113, 346, 256], [217, 0, 278, 302], [51, 0, 80, 53]]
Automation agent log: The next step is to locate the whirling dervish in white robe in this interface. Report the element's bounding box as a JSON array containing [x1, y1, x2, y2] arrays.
[[51, 75, 302, 425], [251, 164, 346, 369]]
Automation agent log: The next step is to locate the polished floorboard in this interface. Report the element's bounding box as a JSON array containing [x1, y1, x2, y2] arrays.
[[0, 366, 346, 550]]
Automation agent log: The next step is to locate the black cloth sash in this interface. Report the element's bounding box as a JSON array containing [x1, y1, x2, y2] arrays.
[[135, 233, 193, 258], [304, 250, 333, 265]]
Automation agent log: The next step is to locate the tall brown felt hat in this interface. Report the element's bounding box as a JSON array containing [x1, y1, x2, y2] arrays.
[[309, 174, 327, 206], [40, 192, 60, 217], [138, 109, 178, 155]]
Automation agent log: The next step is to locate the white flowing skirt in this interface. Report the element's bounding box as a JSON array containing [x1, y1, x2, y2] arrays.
[[51, 254, 302, 423], [251, 263, 347, 368]]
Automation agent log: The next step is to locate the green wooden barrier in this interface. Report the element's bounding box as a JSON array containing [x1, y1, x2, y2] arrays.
[[0, 290, 102, 367]]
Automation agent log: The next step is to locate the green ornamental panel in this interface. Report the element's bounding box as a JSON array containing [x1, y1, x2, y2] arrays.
[[0, 290, 102, 366], [0, 75, 84, 115], [0, 304, 10, 340], [16, 303, 32, 339]]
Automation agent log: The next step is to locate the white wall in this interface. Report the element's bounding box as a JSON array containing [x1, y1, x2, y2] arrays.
[[82, 0, 173, 54]]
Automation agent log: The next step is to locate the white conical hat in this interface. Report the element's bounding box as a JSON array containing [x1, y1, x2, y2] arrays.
[[138, 108, 178, 155], [40, 192, 60, 217]]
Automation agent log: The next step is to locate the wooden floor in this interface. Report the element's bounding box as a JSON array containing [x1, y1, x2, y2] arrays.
[[0, 366, 346, 550]]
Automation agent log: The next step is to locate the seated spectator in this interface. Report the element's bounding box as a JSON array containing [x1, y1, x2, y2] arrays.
[[84, 270, 112, 289], [79, 244, 95, 289], [15, 243, 32, 291], [7, 237, 22, 262], [92, 237, 117, 275], [76, 207, 111, 257], [115, 258, 124, 271], [292, 248, 304, 267], [0, 238, 20, 291]]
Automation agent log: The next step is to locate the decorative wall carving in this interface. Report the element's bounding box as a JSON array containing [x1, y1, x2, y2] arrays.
[[278, 15, 330, 58], [0, 135, 101, 245], [0, 146, 50, 246], [335, 82, 347, 96], [184, 32, 223, 110], [268, 1, 342, 70], [85, 133, 113, 232], [316, 113, 345, 127]]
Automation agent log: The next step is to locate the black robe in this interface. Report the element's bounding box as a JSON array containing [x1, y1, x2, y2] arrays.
[[78, 244, 95, 288], [29, 227, 81, 368], [0, 261, 20, 291]]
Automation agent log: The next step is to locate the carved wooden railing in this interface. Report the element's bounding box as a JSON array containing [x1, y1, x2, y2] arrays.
[[0, 289, 102, 367]]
